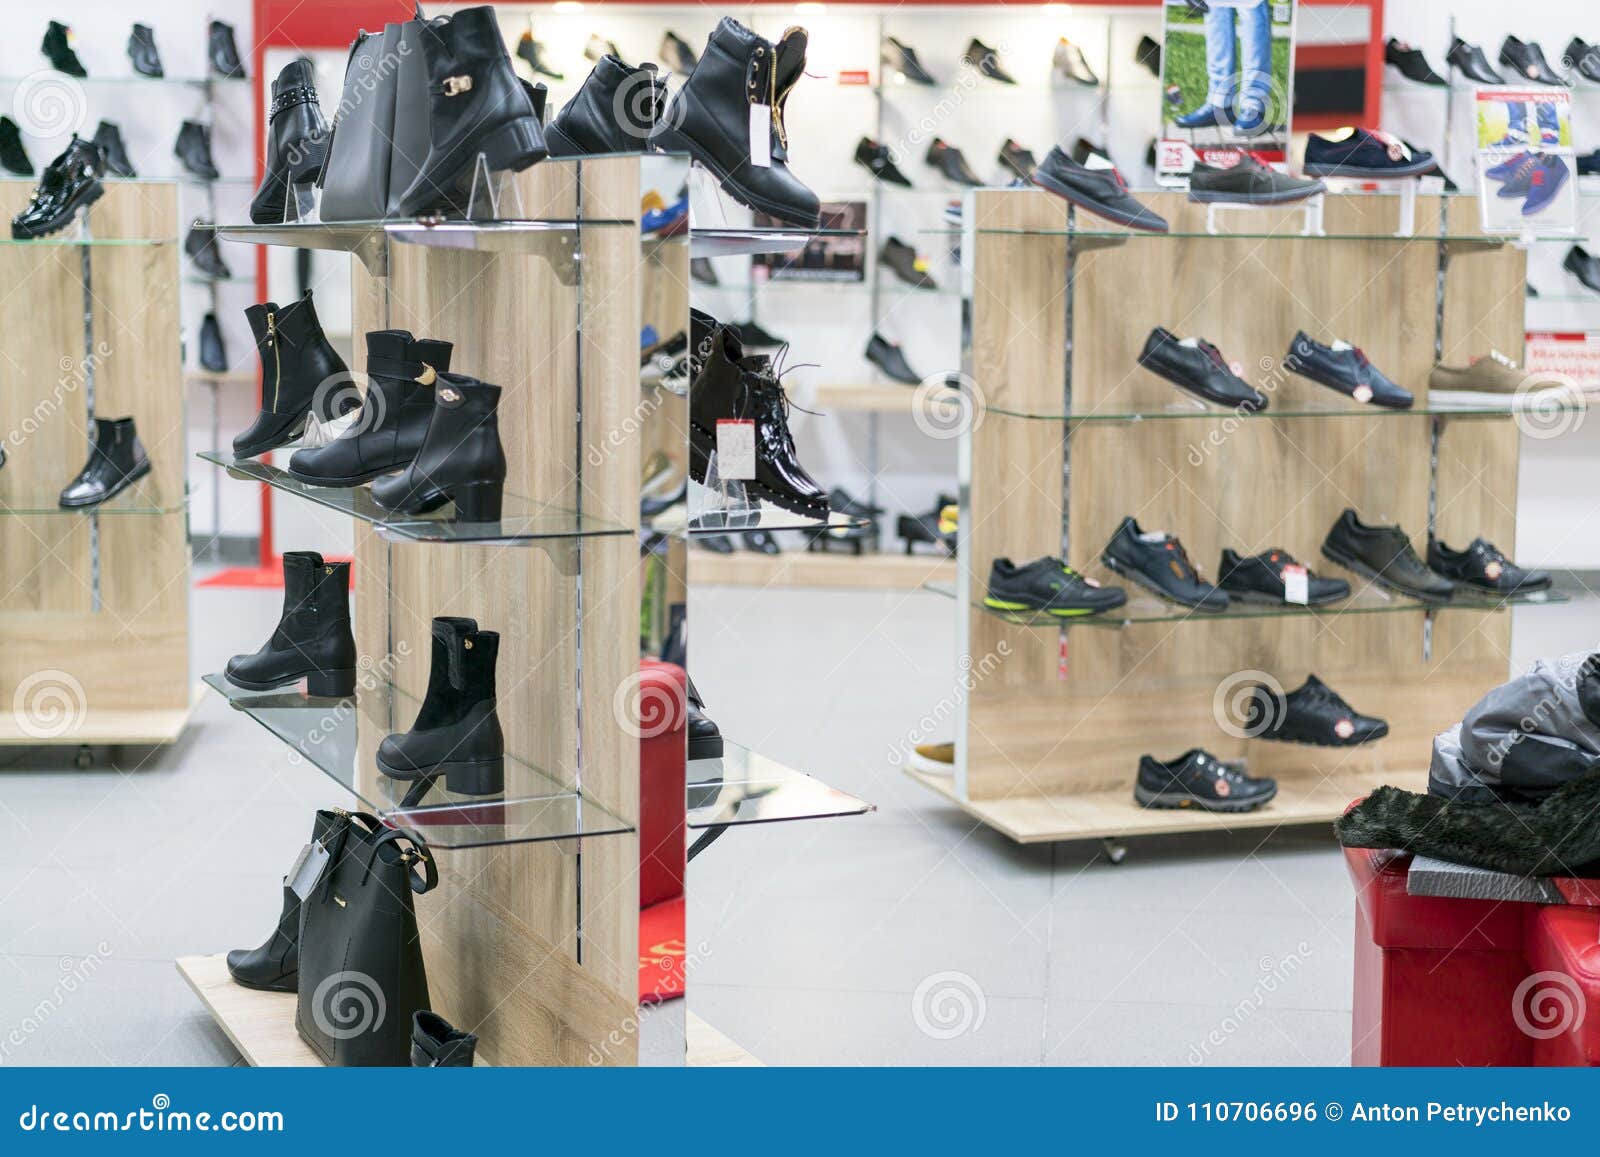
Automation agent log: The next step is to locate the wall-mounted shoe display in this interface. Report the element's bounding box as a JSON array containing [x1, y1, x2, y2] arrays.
[[963, 37, 1015, 84], [1247, 676, 1389, 747], [925, 137, 982, 186], [1427, 538, 1552, 595], [0, 116, 33, 177], [880, 237, 938, 290], [1385, 38, 1447, 85], [209, 19, 246, 79], [984, 556, 1126, 618], [250, 59, 329, 225], [58, 416, 149, 508], [233, 291, 351, 459], [855, 136, 911, 186], [127, 22, 163, 78], [199, 312, 227, 373], [1187, 153, 1324, 204], [1445, 36, 1503, 84], [184, 223, 231, 279], [1301, 128, 1435, 178], [41, 20, 86, 77], [371, 372, 507, 521], [412, 1012, 477, 1067], [1053, 39, 1098, 87], [881, 35, 936, 85], [1320, 509, 1453, 603], [1217, 548, 1349, 606], [547, 56, 665, 157], [1284, 332, 1413, 409], [1138, 327, 1267, 411], [1135, 750, 1276, 812], [11, 135, 103, 239], [1031, 146, 1168, 232], [1499, 35, 1566, 85], [377, 616, 505, 796], [174, 120, 219, 181], [516, 30, 563, 80], [865, 332, 922, 384], [1101, 517, 1229, 612]]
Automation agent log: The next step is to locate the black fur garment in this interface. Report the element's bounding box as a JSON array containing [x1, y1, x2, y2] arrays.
[[1336, 771, 1600, 877]]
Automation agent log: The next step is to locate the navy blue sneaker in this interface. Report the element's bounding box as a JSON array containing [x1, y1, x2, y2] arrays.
[[1302, 128, 1435, 179], [1284, 332, 1413, 409], [1175, 104, 1229, 129], [1521, 155, 1569, 216], [1486, 151, 1532, 181]]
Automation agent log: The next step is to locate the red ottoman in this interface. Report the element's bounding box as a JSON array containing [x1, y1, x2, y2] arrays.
[[1523, 906, 1600, 1066], [636, 659, 687, 910], [1345, 846, 1531, 1065]]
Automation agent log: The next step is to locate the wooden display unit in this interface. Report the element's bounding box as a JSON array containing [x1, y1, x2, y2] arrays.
[[0, 181, 191, 749], [912, 188, 1544, 845]]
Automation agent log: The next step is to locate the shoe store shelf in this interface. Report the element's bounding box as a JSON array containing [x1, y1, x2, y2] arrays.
[[979, 392, 1589, 423], [692, 549, 956, 591], [0, 236, 174, 248], [812, 383, 958, 412], [207, 217, 629, 271], [927, 576, 1571, 629], [689, 741, 874, 831], [0, 474, 184, 516], [0, 75, 250, 89], [201, 673, 633, 850], [697, 280, 964, 299], [687, 227, 864, 259], [921, 225, 1570, 245], [198, 451, 630, 544]]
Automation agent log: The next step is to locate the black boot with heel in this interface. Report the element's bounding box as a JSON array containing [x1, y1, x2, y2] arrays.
[[226, 810, 345, 992], [233, 290, 351, 459], [250, 59, 330, 224], [370, 373, 506, 522], [224, 552, 356, 696], [378, 617, 505, 796]]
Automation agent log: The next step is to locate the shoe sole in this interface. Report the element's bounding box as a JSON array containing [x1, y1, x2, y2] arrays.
[[283, 463, 401, 488], [13, 179, 105, 240], [1187, 184, 1325, 205], [1029, 170, 1169, 232], [232, 413, 309, 461], [982, 596, 1120, 618], [651, 124, 822, 229], [1284, 362, 1413, 409], [1137, 355, 1267, 411], [1133, 782, 1277, 812], [227, 973, 297, 993], [1256, 722, 1389, 747], [1220, 586, 1348, 607], [1301, 158, 1439, 179], [223, 667, 356, 696], [58, 458, 151, 509], [375, 752, 505, 796], [1319, 541, 1453, 604], [1102, 552, 1228, 612]]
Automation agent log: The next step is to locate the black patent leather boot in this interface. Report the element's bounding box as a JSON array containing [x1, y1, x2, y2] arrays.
[[250, 59, 330, 225], [287, 331, 452, 486], [393, 5, 547, 216], [93, 122, 135, 179], [651, 18, 820, 228], [377, 617, 505, 796], [209, 20, 246, 79], [11, 136, 103, 239], [370, 373, 506, 522], [0, 117, 34, 176], [127, 23, 163, 78], [546, 56, 666, 157], [233, 290, 351, 458], [174, 120, 219, 180], [58, 417, 150, 508], [42, 21, 86, 77], [224, 552, 356, 694], [226, 810, 344, 992], [412, 1011, 477, 1066]]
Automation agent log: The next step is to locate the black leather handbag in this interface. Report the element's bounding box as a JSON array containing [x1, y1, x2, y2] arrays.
[[295, 810, 438, 1066], [319, 25, 401, 221]]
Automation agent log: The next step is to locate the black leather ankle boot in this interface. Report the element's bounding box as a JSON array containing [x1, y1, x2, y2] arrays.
[[233, 290, 351, 458], [209, 20, 246, 79], [199, 312, 227, 372], [370, 373, 506, 522], [185, 224, 231, 279], [378, 617, 505, 796], [93, 122, 135, 179], [175, 120, 219, 181], [287, 331, 453, 487], [250, 59, 330, 225], [652, 19, 820, 227], [12, 136, 103, 239], [412, 1011, 478, 1066], [227, 809, 345, 993], [224, 552, 356, 695], [545, 56, 667, 157], [59, 417, 150, 508], [42, 21, 86, 77], [392, 5, 547, 217], [127, 23, 163, 78], [0, 117, 34, 177]]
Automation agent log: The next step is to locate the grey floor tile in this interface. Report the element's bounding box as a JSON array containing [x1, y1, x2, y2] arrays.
[[1044, 999, 1350, 1066]]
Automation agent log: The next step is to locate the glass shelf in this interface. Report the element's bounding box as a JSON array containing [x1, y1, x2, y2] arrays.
[[0, 74, 250, 87], [0, 473, 182, 515], [698, 278, 961, 298], [983, 391, 1591, 423], [0, 235, 174, 247], [920, 225, 1529, 243], [689, 227, 864, 259], [927, 576, 1572, 628], [199, 451, 630, 544], [688, 740, 874, 830], [678, 506, 874, 535], [201, 674, 633, 850]]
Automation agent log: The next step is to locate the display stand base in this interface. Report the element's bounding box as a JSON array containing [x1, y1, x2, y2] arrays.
[[0, 683, 202, 747], [1319, 176, 1417, 236], [1204, 193, 1324, 236]]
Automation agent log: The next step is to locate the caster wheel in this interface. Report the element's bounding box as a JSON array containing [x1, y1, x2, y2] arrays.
[[1101, 837, 1128, 865], [74, 745, 93, 770]]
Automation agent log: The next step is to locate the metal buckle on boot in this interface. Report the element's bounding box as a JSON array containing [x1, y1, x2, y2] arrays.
[[416, 362, 437, 386], [442, 75, 473, 96], [438, 386, 462, 403]]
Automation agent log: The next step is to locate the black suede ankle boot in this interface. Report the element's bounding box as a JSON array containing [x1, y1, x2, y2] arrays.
[[411, 1011, 478, 1066], [369, 373, 506, 522], [545, 56, 667, 157], [287, 331, 452, 487], [233, 290, 351, 458], [250, 59, 330, 225], [227, 810, 345, 993], [127, 23, 163, 78], [392, 5, 547, 217], [224, 552, 356, 695], [652, 18, 820, 227], [378, 617, 505, 796]]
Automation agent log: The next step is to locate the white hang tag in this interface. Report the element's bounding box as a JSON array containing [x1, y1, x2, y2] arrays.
[[287, 840, 332, 901], [749, 104, 772, 168], [716, 419, 757, 480], [1282, 564, 1309, 605]]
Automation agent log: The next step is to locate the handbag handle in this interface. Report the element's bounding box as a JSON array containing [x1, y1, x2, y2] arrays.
[[364, 826, 439, 895]]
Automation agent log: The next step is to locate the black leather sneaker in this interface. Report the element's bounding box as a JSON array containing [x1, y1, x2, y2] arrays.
[[866, 333, 921, 384], [1499, 36, 1567, 85], [1135, 750, 1276, 812], [998, 139, 1038, 182], [1246, 675, 1388, 746], [1385, 39, 1447, 85], [964, 38, 1015, 84], [1101, 516, 1229, 612], [1031, 146, 1169, 232], [881, 236, 938, 289], [898, 496, 957, 555], [1217, 548, 1349, 606], [1446, 37, 1504, 84], [1321, 509, 1453, 603], [1427, 537, 1551, 595], [1187, 153, 1324, 205], [1138, 327, 1267, 411], [856, 137, 912, 186], [1284, 332, 1413, 409], [984, 556, 1127, 618], [925, 138, 982, 186], [881, 36, 936, 85]]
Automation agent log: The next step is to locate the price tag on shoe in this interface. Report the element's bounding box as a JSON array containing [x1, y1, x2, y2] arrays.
[[286, 840, 332, 901], [749, 104, 772, 168], [716, 419, 757, 480], [1282, 564, 1309, 605]]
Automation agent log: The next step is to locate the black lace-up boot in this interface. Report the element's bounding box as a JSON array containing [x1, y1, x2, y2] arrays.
[[233, 291, 351, 459], [546, 56, 666, 157], [251, 59, 330, 224], [370, 374, 507, 521], [225, 552, 356, 695], [378, 617, 505, 795]]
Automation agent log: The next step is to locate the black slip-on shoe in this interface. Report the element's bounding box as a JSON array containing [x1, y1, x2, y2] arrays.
[[1446, 37, 1503, 84], [1499, 35, 1567, 85], [925, 137, 983, 186], [882, 36, 936, 85], [856, 136, 912, 186], [1385, 39, 1448, 85], [963, 38, 1015, 84], [866, 332, 921, 384], [1138, 327, 1267, 410]]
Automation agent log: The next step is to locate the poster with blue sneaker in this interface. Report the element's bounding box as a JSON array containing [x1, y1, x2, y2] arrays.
[[1156, 0, 1297, 185], [1476, 88, 1577, 234]]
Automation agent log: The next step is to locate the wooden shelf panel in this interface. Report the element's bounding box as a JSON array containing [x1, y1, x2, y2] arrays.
[[691, 550, 955, 590], [0, 684, 201, 746]]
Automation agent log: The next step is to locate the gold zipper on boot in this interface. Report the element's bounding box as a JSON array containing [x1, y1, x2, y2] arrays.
[[266, 310, 281, 410], [771, 29, 803, 151]]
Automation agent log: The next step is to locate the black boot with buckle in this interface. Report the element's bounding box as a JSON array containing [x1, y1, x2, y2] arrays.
[[651, 18, 820, 228], [251, 59, 330, 224], [224, 552, 356, 695], [233, 290, 352, 459], [370, 373, 507, 521], [378, 617, 505, 796], [546, 56, 666, 157], [288, 331, 452, 487]]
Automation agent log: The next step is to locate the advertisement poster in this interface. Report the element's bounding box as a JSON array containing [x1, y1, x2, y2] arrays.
[[1525, 331, 1600, 390], [1157, 0, 1297, 184], [1476, 89, 1577, 234], [752, 201, 867, 282]]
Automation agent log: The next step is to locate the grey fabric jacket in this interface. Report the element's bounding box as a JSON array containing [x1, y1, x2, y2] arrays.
[[1429, 651, 1600, 802]]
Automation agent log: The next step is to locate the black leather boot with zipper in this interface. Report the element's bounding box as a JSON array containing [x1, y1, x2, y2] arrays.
[[411, 1011, 478, 1066], [224, 552, 357, 695], [370, 373, 506, 522], [227, 809, 347, 992], [287, 331, 452, 487], [377, 617, 505, 796], [233, 290, 351, 459], [651, 18, 820, 227], [250, 59, 330, 224]]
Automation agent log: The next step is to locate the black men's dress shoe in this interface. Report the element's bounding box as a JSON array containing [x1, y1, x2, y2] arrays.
[[1321, 509, 1453, 603], [174, 120, 219, 180], [516, 32, 562, 80], [828, 487, 883, 520], [998, 139, 1038, 181], [42, 21, 86, 76], [1031, 146, 1168, 232], [1385, 39, 1447, 85], [1139, 327, 1267, 411], [1446, 37, 1503, 84], [984, 556, 1126, 618], [1217, 548, 1349, 606], [1284, 332, 1413, 409], [1135, 750, 1276, 812], [855, 137, 912, 186], [1565, 245, 1600, 294], [185, 224, 231, 278], [1566, 38, 1600, 83], [12, 136, 104, 239], [59, 417, 149, 508], [1187, 153, 1323, 204], [92, 122, 135, 179], [1054, 39, 1098, 87], [209, 20, 246, 79], [866, 332, 921, 384], [199, 312, 227, 373], [1427, 537, 1551, 596], [964, 38, 1015, 84], [1101, 516, 1229, 612], [880, 237, 937, 290], [1500, 36, 1567, 85], [925, 138, 982, 186], [660, 31, 699, 75], [1247, 675, 1389, 747], [882, 36, 936, 85], [0, 117, 33, 176]]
